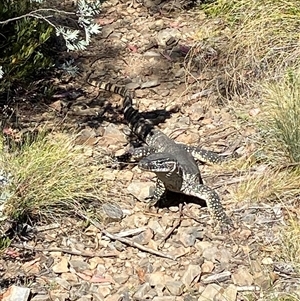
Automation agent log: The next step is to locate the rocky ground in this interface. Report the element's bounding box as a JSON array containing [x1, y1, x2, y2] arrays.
[[1, 0, 300, 300]]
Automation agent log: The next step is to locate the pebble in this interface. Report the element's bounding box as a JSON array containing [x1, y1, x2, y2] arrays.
[[181, 265, 201, 287], [52, 257, 69, 274]]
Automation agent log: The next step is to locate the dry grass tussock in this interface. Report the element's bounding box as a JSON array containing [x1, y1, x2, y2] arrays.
[[191, 0, 300, 98], [188, 1, 300, 280], [0, 132, 109, 222]]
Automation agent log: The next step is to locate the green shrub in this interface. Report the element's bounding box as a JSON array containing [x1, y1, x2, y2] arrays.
[[0, 0, 54, 92]]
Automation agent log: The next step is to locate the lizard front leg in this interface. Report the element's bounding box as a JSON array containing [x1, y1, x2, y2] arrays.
[[147, 178, 167, 208], [184, 183, 234, 232]]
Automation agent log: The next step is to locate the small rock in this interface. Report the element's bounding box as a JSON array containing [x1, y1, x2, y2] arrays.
[[117, 170, 133, 182], [147, 220, 165, 236], [133, 282, 151, 299], [156, 28, 180, 46], [261, 257, 273, 265], [198, 284, 222, 301], [52, 257, 69, 273], [165, 280, 185, 296], [141, 79, 160, 89], [101, 203, 124, 222], [49, 290, 69, 301], [179, 227, 203, 247], [239, 229, 252, 240], [232, 267, 253, 286], [102, 170, 117, 181], [249, 108, 261, 117], [96, 285, 111, 298], [69, 260, 90, 273], [169, 245, 190, 258], [49, 100, 63, 112], [125, 82, 141, 90], [175, 67, 185, 78], [61, 272, 78, 283], [181, 264, 201, 287], [216, 284, 237, 301], [2, 285, 31, 301], [54, 277, 71, 290], [22, 258, 40, 275], [201, 261, 214, 274], [202, 247, 231, 264], [145, 271, 166, 287], [195, 241, 213, 254], [127, 181, 154, 201], [133, 228, 154, 245], [103, 124, 127, 144]]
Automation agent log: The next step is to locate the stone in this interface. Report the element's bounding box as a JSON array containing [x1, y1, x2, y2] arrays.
[[212, 284, 238, 301], [69, 260, 90, 273], [165, 280, 185, 296], [102, 124, 127, 144], [232, 267, 253, 286], [101, 203, 124, 222], [181, 264, 201, 287], [127, 181, 154, 201], [133, 227, 154, 245], [49, 290, 69, 301], [178, 227, 203, 247], [52, 257, 69, 274], [2, 286, 31, 301], [54, 277, 71, 290], [201, 261, 214, 274], [202, 247, 231, 264], [198, 284, 222, 301], [145, 271, 166, 287], [141, 79, 160, 89], [133, 282, 151, 299], [61, 272, 78, 283], [95, 284, 112, 297], [261, 257, 273, 265]]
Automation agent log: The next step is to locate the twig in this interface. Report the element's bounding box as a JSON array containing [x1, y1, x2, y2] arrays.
[[11, 243, 117, 258], [159, 204, 183, 249], [0, 9, 74, 25], [102, 229, 176, 261], [84, 216, 176, 261], [278, 162, 300, 171]]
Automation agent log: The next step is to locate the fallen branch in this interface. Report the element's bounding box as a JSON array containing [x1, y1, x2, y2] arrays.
[[11, 243, 117, 258], [82, 215, 176, 261]]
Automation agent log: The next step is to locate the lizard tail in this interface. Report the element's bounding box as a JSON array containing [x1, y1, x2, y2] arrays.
[[88, 79, 154, 141]]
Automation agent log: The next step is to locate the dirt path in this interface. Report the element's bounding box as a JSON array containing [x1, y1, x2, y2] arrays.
[[1, 1, 298, 301]]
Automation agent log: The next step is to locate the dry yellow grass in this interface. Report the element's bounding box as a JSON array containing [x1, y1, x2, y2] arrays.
[[189, 2, 300, 289], [0, 132, 109, 221], [195, 0, 300, 98]]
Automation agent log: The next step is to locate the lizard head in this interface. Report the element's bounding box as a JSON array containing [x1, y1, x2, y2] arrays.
[[138, 152, 178, 174]]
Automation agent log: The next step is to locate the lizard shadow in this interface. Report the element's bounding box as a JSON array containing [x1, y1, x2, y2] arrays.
[[155, 190, 207, 209]]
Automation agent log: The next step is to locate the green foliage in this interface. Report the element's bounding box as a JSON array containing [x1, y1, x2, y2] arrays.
[[0, 0, 54, 92]]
